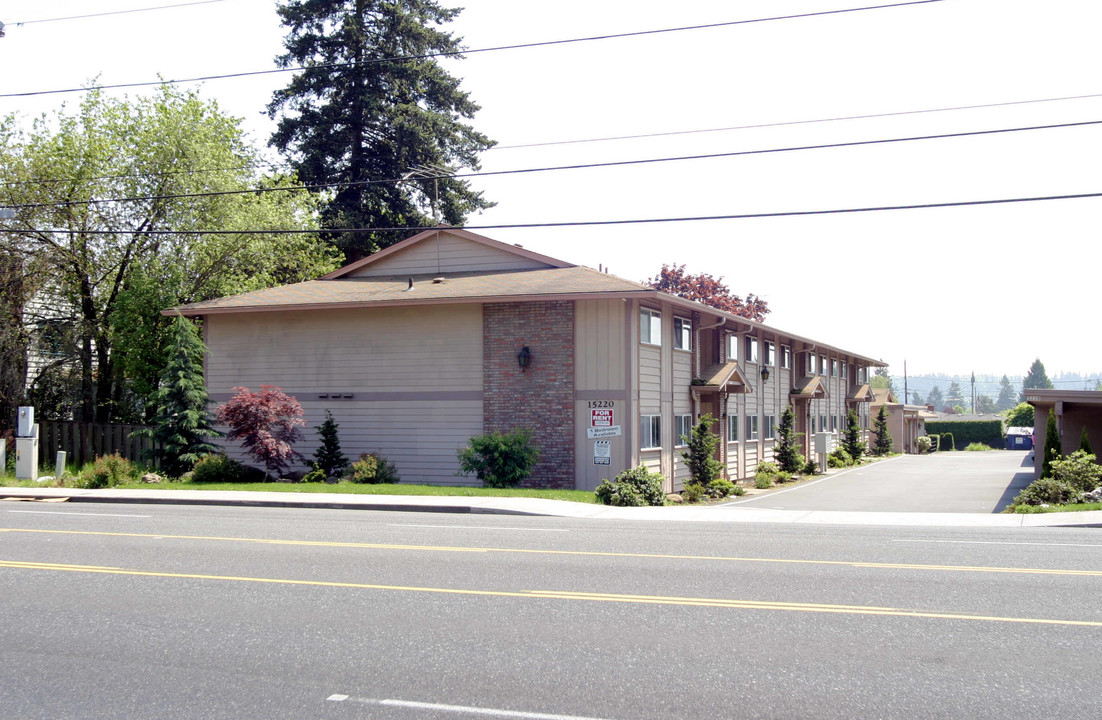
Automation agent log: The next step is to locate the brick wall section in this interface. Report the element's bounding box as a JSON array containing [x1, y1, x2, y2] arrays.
[[483, 301, 575, 488]]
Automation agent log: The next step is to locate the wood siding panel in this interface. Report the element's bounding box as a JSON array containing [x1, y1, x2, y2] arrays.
[[206, 306, 482, 394], [347, 233, 551, 277], [638, 346, 661, 411], [574, 299, 625, 391]]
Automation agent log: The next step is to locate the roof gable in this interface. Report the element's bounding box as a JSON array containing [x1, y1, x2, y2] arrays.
[[325, 228, 572, 279]]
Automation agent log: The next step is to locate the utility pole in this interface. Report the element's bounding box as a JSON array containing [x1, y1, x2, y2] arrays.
[[903, 359, 908, 406], [971, 371, 976, 414]]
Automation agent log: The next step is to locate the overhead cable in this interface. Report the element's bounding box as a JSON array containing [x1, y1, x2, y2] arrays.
[[6, 118, 1100, 211], [0, 1, 943, 98]]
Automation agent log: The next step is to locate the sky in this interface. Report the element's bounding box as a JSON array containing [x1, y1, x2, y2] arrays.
[[1, 0, 1100, 387]]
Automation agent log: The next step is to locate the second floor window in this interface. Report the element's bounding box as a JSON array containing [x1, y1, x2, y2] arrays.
[[673, 317, 692, 351], [640, 308, 661, 346], [745, 337, 760, 364], [763, 340, 775, 366], [780, 345, 791, 369]]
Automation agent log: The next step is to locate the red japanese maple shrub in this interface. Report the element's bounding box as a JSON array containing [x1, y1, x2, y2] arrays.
[[216, 385, 306, 480], [646, 264, 769, 322]]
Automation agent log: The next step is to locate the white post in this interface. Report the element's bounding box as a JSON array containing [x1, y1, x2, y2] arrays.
[[55, 451, 67, 479], [0, 440, 6, 476]]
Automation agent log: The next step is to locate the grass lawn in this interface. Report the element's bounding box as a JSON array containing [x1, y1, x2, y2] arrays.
[[0, 474, 598, 504]]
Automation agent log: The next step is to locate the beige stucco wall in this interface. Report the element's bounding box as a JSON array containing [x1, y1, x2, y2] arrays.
[[205, 305, 483, 484]]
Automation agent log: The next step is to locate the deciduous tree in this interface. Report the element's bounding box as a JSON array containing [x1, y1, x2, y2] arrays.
[[269, 0, 494, 262], [646, 264, 769, 321], [217, 385, 306, 480]]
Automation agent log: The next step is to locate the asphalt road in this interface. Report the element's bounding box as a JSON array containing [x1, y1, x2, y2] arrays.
[[730, 450, 1036, 513], [2, 503, 1101, 719]]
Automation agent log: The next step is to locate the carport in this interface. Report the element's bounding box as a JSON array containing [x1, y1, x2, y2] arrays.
[[1026, 389, 1102, 478]]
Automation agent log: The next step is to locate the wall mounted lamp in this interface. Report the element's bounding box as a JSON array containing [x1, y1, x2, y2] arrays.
[[760, 367, 770, 381], [517, 346, 532, 371]]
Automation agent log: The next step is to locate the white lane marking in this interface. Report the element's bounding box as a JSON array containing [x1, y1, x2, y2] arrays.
[[892, 539, 1102, 548], [7, 510, 150, 518], [326, 694, 349, 702], [347, 696, 611, 720], [389, 523, 568, 532]]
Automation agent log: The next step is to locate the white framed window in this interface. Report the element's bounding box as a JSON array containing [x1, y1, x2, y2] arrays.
[[780, 345, 791, 370], [745, 336, 760, 364], [764, 414, 776, 440], [808, 353, 817, 375], [640, 414, 661, 449], [841, 361, 848, 379], [820, 415, 828, 433], [810, 415, 816, 433], [726, 334, 739, 362], [727, 414, 739, 443], [746, 414, 759, 441], [673, 317, 692, 351], [858, 366, 867, 383], [831, 415, 838, 432], [820, 354, 827, 376], [831, 359, 838, 377], [674, 414, 693, 447], [640, 308, 661, 346], [763, 340, 775, 366]]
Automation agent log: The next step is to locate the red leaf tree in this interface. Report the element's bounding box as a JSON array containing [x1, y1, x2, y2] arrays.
[[646, 264, 769, 322], [216, 385, 305, 479]]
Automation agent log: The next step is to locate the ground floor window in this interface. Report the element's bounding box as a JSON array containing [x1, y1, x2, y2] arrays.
[[746, 414, 759, 441], [640, 414, 661, 449], [764, 414, 776, 440], [674, 414, 692, 447], [727, 414, 739, 442]]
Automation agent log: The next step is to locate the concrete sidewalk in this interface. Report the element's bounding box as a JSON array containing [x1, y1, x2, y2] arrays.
[[2, 486, 1100, 528]]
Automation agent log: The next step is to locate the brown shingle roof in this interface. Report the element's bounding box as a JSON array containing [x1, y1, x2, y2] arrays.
[[172, 266, 651, 316]]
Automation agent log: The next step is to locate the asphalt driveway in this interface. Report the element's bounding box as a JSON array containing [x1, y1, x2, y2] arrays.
[[728, 450, 1036, 514]]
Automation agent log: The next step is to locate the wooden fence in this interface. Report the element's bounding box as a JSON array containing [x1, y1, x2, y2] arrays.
[[39, 421, 157, 469]]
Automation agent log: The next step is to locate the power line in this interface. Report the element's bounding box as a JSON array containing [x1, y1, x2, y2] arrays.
[[492, 91, 1102, 151], [6, 118, 1099, 211], [6, 189, 1102, 235], [7, 89, 1102, 190], [0, 1, 943, 98], [5, 0, 230, 26]]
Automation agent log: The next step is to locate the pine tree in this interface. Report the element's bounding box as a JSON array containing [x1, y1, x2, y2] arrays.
[[313, 410, 349, 477], [946, 381, 965, 410], [1041, 408, 1061, 478], [911, 391, 924, 405], [1080, 427, 1093, 455], [774, 406, 802, 472], [136, 315, 220, 477], [681, 414, 723, 488], [927, 385, 944, 410], [1020, 358, 1054, 402], [873, 406, 893, 456], [842, 409, 865, 462], [996, 375, 1017, 412], [268, 0, 494, 263]]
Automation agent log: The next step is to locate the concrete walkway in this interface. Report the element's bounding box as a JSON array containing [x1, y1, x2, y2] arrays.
[[2, 485, 1100, 528]]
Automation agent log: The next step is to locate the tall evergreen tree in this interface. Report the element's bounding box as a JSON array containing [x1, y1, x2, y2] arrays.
[[996, 374, 1017, 411], [1079, 427, 1093, 455], [927, 385, 944, 410], [774, 406, 802, 473], [268, 0, 495, 263], [136, 316, 220, 477], [872, 406, 893, 455], [946, 381, 965, 410], [313, 410, 349, 477], [1020, 358, 1054, 402], [911, 391, 924, 405], [842, 409, 865, 462], [1041, 408, 1061, 478], [681, 414, 723, 488]]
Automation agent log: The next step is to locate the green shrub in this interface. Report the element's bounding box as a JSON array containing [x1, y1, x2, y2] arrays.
[[301, 467, 327, 483], [773, 471, 794, 484], [803, 458, 818, 475], [964, 442, 993, 451], [828, 448, 852, 468], [926, 420, 1003, 450], [680, 483, 705, 503], [1012, 477, 1080, 507], [191, 453, 246, 483], [681, 414, 723, 487], [705, 478, 736, 498], [915, 436, 933, 453], [457, 428, 540, 488], [345, 452, 398, 484], [595, 465, 666, 506], [729, 485, 747, 496], [1050, 450, 1102, 493], [942, 433, 955, 451], [82, 453, 136, 488], [755, 474, 774, 489], [757, 461, 780, 475]]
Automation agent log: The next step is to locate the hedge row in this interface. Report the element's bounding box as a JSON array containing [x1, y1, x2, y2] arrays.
[[925, 421, 1002, 450]]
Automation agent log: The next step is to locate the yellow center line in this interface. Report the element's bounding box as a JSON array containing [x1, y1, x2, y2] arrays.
[[2, 527, 1099, 578], [1, 559, 1099, 628]]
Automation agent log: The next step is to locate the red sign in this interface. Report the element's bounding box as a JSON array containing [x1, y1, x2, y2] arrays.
[[591, 409, 613, 427]]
